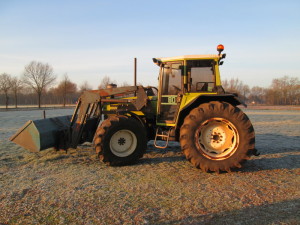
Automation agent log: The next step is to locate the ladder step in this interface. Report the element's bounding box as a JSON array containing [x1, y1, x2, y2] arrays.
[[153, 127, 173, 149], [156, 134, 169, 138]]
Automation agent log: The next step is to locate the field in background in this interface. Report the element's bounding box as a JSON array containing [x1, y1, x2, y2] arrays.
[[0, 108, 299, 224], [0, 104, 76, 111]]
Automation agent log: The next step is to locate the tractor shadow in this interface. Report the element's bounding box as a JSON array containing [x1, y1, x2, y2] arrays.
[[12, 134, 298, 173], [165, 198, 300, 225], [240, 133, 300, 172], [139, 140, 186, 165], [140, 135, 300, 172]]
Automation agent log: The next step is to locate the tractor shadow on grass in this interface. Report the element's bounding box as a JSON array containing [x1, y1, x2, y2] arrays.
[[13, 134, 298, 172], [240, 133, 300, 172], [255, 133, 300, 154], [141, 135, 300, 172], [241, 154, 300, 173], [139, 141, 186, 165], [164, 198, 300, 225]]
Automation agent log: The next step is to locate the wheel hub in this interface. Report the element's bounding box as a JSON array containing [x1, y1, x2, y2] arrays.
[[109, 129, 137, 157], [195, 118, 239, 160], [118, 138, 126, 145], [212, 133, 222, 142]]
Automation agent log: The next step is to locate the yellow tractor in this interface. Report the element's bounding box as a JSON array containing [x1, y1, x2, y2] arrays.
[[10, 45, 258, 172]]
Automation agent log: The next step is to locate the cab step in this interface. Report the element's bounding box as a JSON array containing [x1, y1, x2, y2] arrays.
[[153, 127, 175, 149]]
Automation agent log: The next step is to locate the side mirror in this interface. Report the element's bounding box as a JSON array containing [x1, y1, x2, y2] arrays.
[[219, 61, 224, 65]]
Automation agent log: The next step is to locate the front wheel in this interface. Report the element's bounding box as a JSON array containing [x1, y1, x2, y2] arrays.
[[94, 116, 147, 166], [180, 101, 255, 173]]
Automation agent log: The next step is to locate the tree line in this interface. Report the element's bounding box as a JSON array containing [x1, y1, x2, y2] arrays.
[[0, 61, 299, 108], [222, 76, 300, 105], [0, 61, 127, 108]]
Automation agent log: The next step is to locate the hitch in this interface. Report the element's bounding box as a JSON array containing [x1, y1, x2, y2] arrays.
[[252, 148, 260, 156]]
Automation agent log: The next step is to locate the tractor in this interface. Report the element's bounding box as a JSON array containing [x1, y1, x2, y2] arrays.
[[10, 45, 258, 173]]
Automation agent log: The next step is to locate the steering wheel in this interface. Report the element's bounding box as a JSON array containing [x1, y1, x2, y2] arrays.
[[172, 85, 181, 91]]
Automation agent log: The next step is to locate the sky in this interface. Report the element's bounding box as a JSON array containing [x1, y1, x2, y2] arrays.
[[1, 0, 299, 89]]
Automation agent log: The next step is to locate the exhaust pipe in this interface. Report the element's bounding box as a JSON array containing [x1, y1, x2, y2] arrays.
[[134, 57, 137, 87]]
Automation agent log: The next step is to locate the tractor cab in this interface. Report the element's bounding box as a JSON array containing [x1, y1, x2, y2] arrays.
[[153, 45, 226, 126]]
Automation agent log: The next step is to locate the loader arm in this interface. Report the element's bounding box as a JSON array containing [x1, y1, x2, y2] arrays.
[[68, 86, 149, 149]]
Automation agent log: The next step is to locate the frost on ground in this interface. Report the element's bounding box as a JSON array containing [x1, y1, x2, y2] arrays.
[[0, 108, 299, 224]]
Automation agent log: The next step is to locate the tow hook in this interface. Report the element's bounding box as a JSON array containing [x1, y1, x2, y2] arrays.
[[253, 148, 260, 156]]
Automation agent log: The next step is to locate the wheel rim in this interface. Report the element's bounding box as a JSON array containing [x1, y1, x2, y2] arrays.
[[195, 118, 239, 160], [109, 129, 137, 157]]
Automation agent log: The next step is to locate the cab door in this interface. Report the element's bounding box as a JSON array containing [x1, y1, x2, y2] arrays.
[[157, 61, 183, 124]]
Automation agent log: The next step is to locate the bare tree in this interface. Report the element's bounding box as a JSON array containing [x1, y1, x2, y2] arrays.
[[269, 76, 300, 105], [222, 78, 244, 94], [55, 74, 77, 106], [79, 81, 92, 93], [222, 78, 238, 93], [10, 76, 23, 108], [289, 77, 300, 105], [119, 81, 130, 87], [249, 86, 266, 104], [242, 84, 250, 103], [0, 73, 12, 109], [23, 61, 56, 108], [98, 75, 115, 89]]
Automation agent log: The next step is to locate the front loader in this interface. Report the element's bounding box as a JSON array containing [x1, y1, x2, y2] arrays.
[[10, 45, 258, 173]]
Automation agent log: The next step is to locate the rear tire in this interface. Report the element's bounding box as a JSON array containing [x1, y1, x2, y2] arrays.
[[94, 116, 147, 166], [180, 101, 255, 173]]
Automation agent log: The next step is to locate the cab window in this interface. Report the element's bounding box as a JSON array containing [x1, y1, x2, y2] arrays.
[[161, 62, 183, 95], [187, 60, 216, 92]]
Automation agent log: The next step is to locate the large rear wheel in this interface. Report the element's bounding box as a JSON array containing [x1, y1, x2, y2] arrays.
[[180, 101, 255, 173], [94, 116, 147, 166]]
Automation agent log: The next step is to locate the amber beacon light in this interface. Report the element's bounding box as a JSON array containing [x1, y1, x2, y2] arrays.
[[217, 44, 224, 55]]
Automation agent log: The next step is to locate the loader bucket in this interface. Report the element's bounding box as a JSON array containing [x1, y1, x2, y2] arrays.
[[9, 115, 72, 152]]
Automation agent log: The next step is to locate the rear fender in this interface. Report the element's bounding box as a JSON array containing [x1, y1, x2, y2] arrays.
[[175, 94, 246, 139]]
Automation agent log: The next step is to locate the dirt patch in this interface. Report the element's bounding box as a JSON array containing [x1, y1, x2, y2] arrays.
[[0, 109, 299, 224]]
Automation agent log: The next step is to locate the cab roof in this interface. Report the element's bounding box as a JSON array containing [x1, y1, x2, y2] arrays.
[[156, 54, 223, 62]]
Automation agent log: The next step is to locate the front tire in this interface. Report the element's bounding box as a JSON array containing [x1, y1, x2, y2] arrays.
[[94, 116, 147, 166], [180, 101, 255, 173]]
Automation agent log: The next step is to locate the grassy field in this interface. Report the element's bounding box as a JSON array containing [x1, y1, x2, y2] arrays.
[[0, 109, 299, 224]]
